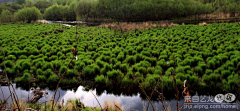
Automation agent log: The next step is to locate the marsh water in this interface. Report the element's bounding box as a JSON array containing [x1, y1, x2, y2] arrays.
[[0, 83, 239, 111]]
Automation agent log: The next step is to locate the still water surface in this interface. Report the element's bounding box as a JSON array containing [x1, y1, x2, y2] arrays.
[[1, 84, 239, 111]]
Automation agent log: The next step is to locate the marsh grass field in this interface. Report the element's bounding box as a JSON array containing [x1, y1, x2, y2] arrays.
[[0, 22, 240, 110]]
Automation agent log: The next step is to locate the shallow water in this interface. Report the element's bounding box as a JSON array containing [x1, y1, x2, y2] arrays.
[[0, 84, 239, 111]]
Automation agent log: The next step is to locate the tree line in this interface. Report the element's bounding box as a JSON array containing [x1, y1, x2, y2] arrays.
[[0, 0, 240, 22]]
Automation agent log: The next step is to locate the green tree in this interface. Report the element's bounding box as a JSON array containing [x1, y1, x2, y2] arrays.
[[0, 9, 13, 22], [14, 7, 42, 23], [44, 4, 70, 21], [53, 0, 74, 5], [226, 0, 240, 17], [76, 1, 92, 21], [16, 0, 26, 5], [24, 0, 35, 7], [34, 0, 53, 13]]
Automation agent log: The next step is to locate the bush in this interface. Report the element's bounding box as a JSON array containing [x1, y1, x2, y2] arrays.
[[159, 55, 168, 60], [141, 51, 151, 56], [44, 69, 54, 77], [161, 76, 174, 91], [227, 73, 240, 90], [5, 60, 13, 68], [14, 7, 42, 23], [37, 75, 47, 82], [157, 59, 167, 68], [120, 64, 128, 73], [6, 55, 16, 61], [221, 70, 231, 78], [117, 52, 124, 61], [50, 55, 58, 60], [107, 70, 122, 81], [138, 67, 147, 74], [30, 66, 37, 73], [36, 69, 43, 75], [53, 61, 62, 70], [36, 62, 43, 69], [95, 75, 105, 83], [101, 64, 112, 75], [22, 61, 31, 70], [126, 56, 136, 65], [145, 57, 157, 66], [19, 55, 27, 59], [122, 77, 131, 86], [0, 9, 13, 22], [203, 73, 221, 83], [15, 73, 31, 83], [83, 65, 98, 79], [43, 62, 53, 70], [6, 68, 15, 76], [184, 65, 191, 71], [66, 69, 76, 78], [176, 66, 185, 73], [47, 74, 59, 83], [59, 66, 67, 74], [195, 66, 203, 75], [205, 69, 213, 75], [147, 67, 154, 74], [13, 64, 22, 73], [165, 67, 174, 76], [135, 54, 144, 62], [208, 60, 215, 69]]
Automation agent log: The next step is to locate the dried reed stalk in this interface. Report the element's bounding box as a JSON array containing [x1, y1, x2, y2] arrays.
[[51, 49, 75, 111], [146, 78, 160, 111], [130, 73, 156, 111], [84, 87, 103, 110], [0, 49, 20, 111]]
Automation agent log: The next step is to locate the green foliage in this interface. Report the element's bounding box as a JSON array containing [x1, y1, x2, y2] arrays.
[[221, 70, 231, 78], [6, 55, 16, 61], [120, 63, 128, 73], [15, 72, 31, 83], [176, 66, 185, 73], [95, 75, 105, 83], [147, 67, 154, 74], [44, 4, 75, 21], [47, 74, 59, 83], [203, 73, 221, 83], [83, 65, 99, 79], [34, 0, 53, 13], [14, 7, 42, 23], [37, 75, 47, 82], [117, 52, 124, 61], [126, 56, 136, 65], [36, 69, 43, 75], [44, 69, 54, 77], [43, 62, 53, 70], [107, 70, 122, 81], [19, 55, 27, 59], [1, 21, 240, 92], [0, 9, 13, 22], [22, 61, 31, 70], [227, 73, 240, 90], [59, 66, 67, 74]]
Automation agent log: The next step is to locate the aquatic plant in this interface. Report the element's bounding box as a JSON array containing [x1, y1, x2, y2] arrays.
[[95, 75, 105, 83], [43, 62, 53, 70], [47, 74, 59, 83]]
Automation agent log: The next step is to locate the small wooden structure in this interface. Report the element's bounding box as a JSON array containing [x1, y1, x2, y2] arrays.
[[29, 89, 48, 103]]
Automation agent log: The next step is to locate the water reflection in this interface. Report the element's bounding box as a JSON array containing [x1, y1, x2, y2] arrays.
[[0, 84, 239, 111]]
